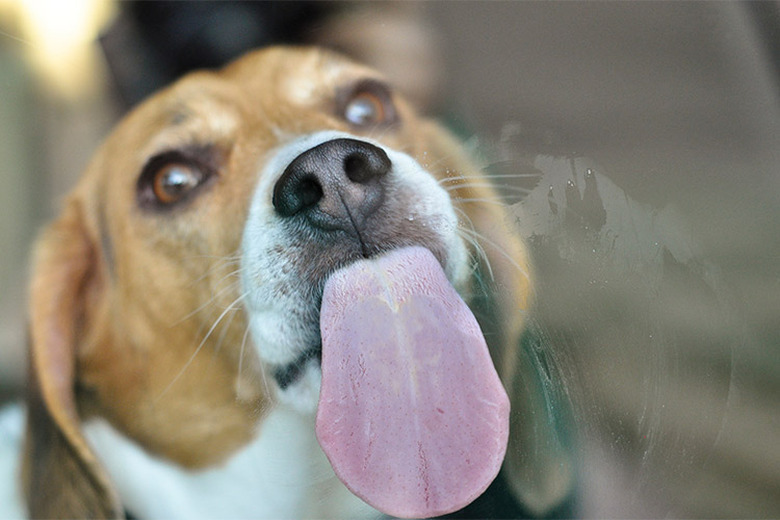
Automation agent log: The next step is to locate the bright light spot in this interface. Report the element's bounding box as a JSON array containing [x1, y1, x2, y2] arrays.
[[14, 0, 116, 99]]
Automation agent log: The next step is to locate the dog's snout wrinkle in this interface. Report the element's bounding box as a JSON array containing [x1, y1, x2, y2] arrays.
[[272, 139, 390, 233]]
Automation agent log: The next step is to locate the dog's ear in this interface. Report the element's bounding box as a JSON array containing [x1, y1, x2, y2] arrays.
[[22, 199, 122, 519], [420, 122, 575, 515]]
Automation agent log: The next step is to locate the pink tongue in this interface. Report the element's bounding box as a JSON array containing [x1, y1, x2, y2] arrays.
[[316, 246, 509, 518]]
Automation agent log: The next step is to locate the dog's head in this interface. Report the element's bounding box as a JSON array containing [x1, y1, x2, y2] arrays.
[[22, 47, 554, 517]]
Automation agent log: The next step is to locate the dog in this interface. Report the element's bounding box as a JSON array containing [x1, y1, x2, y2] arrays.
[[0, 46, 573, 518]]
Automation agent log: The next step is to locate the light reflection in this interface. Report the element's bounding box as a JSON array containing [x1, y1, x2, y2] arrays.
[[11, 0, 115, 98]]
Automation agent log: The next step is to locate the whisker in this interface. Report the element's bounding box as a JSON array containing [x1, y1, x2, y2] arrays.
[[188, 255, 241, 287], [173, 277, 242, 326], [459, 226, 530, 283], [213, 266, 244, 288], [156, 291, 248, 402], [236, 322, 252, 397], [241, 320, 273, 400], [460, 230, 493, 283], [445, 182, 534, 196], [454, 197, 515, 208], [183, 252, 243, 261], [439, 173, 542, 184], [212, 306, 239, 356], [366, 125, 393, 144], [453, 206, 494, 283]]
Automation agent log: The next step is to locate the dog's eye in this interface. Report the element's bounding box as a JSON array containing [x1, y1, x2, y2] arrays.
[[137, 148, 218, 210], [340, 80, 397, 128], [152, 163, 204, 205], [344, 92, 385, 126]]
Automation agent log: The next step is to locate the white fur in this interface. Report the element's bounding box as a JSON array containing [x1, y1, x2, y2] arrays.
[[82, 405, 380, 520], [276, 357, 324, 414]]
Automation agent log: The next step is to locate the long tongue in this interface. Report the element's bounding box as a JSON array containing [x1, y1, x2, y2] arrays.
[[316, 246, 509, 518]]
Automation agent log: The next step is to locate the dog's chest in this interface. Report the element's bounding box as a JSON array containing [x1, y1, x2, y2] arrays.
[[84, 406, 379, 519]]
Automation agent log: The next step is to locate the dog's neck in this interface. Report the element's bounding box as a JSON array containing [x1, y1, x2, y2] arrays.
[[83, 405, 379, 519]]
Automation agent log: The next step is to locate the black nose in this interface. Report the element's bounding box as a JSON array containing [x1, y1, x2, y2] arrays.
[[272, 138, 391, 231]]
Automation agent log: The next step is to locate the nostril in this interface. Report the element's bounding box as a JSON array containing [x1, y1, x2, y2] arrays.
[[273, 170, 323, 217], [298, 176, 323, 208], [343, 147, 391, 185], [344, 153, 370, 183]]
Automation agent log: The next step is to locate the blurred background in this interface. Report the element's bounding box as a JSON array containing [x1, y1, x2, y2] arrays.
[[0, 1, 778, 517]]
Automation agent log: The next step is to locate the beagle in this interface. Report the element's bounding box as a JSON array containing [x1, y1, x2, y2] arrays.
[[0, 46, 568, 519]]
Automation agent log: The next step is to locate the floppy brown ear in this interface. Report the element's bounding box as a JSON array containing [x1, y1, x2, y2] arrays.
[[419, 122, 575, 515], [21, 199, 122, 519]]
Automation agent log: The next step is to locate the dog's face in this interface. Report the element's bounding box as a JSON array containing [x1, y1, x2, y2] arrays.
[[24, 47, 536, 517]]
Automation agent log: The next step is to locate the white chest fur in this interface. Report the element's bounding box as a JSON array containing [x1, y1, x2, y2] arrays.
[[83, 406, 380, 519]]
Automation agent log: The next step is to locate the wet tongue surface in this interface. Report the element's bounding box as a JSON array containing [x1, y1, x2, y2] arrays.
[[316, 246, 510, 518]]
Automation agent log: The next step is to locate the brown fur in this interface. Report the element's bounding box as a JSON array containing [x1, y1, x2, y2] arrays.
[[23, 47, 537, 518]]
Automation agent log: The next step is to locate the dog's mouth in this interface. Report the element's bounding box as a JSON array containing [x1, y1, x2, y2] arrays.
[[271, 245, 446, 391], [272, 343, 321, 390], [269, 244, 449, 391]]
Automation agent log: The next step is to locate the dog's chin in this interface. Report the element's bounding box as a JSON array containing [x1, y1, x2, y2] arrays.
[[245, 308, 325, 412], [272, 355, 323, 413]]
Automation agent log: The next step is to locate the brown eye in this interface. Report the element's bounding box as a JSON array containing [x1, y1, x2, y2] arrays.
[[152, 163, 204, 205], [344, 91, 386, 126], [340, 79, 398, 128], [137, 146, 219, 211]]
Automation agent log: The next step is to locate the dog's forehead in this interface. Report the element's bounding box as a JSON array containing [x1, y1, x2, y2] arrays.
[[224, 47, 378, 98], [142, 83, 243, 157], [133, 48, 380, 156]]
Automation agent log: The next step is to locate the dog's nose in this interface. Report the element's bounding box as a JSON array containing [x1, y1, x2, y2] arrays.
[[273, 139, 391, 231]]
